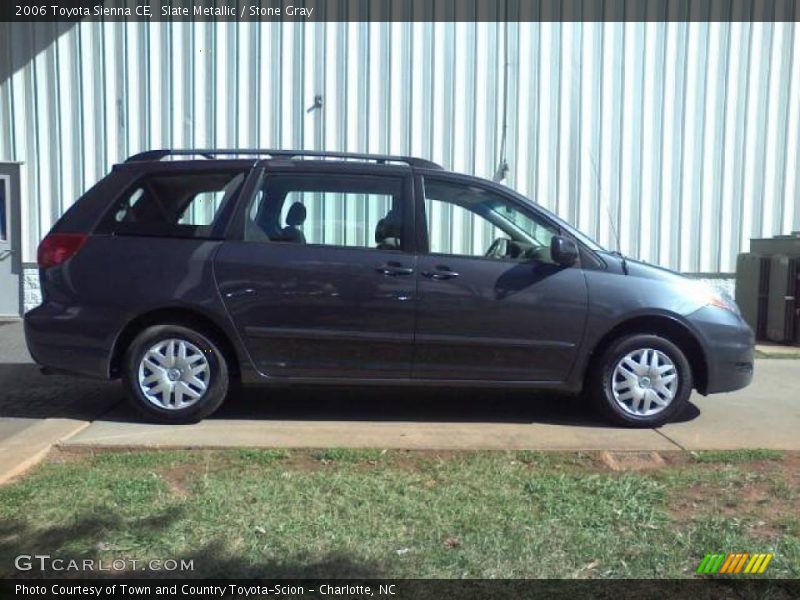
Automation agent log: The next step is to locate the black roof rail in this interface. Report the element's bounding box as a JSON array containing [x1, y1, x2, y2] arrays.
[[124, 149, 443, 170]]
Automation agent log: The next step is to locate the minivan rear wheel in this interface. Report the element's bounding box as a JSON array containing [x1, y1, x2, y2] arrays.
[[122, 324, 229, 423], [589, 334, 692, 427]]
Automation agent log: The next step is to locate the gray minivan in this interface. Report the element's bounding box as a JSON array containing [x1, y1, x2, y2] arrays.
[[24, 149, 754, 426]]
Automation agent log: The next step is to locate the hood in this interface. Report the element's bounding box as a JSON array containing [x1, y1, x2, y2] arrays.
[[597, 251, 689, 283], [595, 252, 740, 315], [622, 257, 690, 284]]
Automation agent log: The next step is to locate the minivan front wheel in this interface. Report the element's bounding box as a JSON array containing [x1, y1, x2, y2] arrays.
[[122, 324, 229, 423], [590, 334, 693, 427]]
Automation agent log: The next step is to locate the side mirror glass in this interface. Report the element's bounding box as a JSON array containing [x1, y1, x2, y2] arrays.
[[550, 235, 579, 267]]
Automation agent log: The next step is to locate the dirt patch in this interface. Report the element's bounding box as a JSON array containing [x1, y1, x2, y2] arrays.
[[160, 463, 206, 498], [741, 487, 788, 539], [600, 451, 666, 471], [667, 456, 799, 540], [782, 452, 800, 489], [47, 446, 91, 464]]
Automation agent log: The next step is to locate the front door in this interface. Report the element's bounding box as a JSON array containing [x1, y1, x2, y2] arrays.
[[214, 167, 417, 379], [413, 175, 588, 382], [0, 164, 21, 317]]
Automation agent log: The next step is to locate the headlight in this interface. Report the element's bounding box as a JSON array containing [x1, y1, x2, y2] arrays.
[[680, 281, 741, 316], [707, 291, 741, 316]]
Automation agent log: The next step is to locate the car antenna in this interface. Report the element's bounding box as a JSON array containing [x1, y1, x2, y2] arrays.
[[493, 20, 510, 183], [589, 152, 627, 275]]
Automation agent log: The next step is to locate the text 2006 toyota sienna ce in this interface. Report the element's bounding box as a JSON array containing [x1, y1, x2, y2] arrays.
[[24, 149, 754, 426]]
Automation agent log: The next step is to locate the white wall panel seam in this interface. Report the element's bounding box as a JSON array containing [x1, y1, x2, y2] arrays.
[[673, 22, 689, 269], [786, 24, 800, 232]]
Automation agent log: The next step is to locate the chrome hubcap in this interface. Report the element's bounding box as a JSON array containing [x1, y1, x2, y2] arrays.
[[611, 348, 678, 417], [137, 339, 210, 410]]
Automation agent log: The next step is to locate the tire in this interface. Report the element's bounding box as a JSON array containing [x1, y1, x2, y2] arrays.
[[588, 333, 693, 427], [122, 324, 230, 424]]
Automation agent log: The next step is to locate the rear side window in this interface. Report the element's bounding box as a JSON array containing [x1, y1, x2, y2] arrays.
[[243, 174, 405, 250], [100, 170, 246, 238]]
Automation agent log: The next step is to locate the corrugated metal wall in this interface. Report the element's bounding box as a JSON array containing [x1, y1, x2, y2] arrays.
[[1, 20, 799, 270]]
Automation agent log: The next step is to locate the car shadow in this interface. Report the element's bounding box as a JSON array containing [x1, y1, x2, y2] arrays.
[[1, 510, 386, 579], [0, 363, 701, 428], [0, 363, 121, 422]]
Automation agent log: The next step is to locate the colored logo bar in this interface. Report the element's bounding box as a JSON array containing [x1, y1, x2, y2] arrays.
[[697, 553, 774, 575]]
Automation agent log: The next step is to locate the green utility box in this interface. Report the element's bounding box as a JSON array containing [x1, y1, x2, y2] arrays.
[[765, 255, 798, 344], [751, 234, 800, 256], [735, 232, 800, 345], [735, 253, 770, 339]]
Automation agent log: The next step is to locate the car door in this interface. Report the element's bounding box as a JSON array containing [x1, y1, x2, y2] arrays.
[[214, 164, 417, 379], [413, 174, 589, 382]]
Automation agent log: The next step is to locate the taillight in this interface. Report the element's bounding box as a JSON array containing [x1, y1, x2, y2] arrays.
[[37, 233, 88, 269]]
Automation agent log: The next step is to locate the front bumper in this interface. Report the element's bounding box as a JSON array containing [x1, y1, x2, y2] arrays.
[[687, 306, 755, 394]]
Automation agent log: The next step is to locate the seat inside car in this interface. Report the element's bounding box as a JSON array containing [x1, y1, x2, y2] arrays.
[[280, 201, 307, 243], [375, 209, 402, 250]]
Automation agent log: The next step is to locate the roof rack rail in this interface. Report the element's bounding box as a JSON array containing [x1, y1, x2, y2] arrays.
[[125, 149, 443, 170]]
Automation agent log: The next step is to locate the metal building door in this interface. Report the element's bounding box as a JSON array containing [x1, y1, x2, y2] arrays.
[[0, 162, 21, 317]]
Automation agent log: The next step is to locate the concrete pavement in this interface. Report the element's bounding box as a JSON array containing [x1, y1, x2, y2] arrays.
[[657, 359, 800, 450], [60, 360, 800, 451], [756, 342, 800, 358], [0, 321, 119, 483], [1, 319, 799, 483], [61, 413, 682, 451]]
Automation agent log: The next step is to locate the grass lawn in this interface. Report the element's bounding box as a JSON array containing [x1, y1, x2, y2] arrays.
[[0, 448, 798, 579]]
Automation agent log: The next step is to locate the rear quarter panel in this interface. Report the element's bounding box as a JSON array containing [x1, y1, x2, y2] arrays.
[[27, 235, 247, 378]]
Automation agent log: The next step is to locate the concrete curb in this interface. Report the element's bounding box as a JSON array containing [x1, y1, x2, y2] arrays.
[[0, 418, 91, 485], [60, 419, 682, 451]]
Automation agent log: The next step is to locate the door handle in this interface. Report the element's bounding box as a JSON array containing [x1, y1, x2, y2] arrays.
[[422, 267, 460, 280], [224, 288, 256, 299], [376, 262, 414, 277]]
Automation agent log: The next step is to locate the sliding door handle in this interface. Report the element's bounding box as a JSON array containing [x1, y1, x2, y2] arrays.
[[376, 262, 414, 276], [422, 268, 459, 280]]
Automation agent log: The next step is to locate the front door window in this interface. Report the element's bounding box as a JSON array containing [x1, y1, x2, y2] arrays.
[[423, 178, 559, 263]]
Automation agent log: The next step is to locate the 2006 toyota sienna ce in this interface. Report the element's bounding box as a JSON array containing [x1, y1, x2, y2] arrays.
[[24, 149, 754, 426]]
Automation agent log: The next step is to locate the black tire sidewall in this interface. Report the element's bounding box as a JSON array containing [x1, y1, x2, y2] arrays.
[[593, 334, 693, 427], [122, 324, 229, 423]]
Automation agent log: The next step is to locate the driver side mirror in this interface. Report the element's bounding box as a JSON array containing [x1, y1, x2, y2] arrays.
[[550, 235, 579, 267]]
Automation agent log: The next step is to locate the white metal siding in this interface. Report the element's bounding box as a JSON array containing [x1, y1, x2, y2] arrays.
[[1, 20, 799, 270]]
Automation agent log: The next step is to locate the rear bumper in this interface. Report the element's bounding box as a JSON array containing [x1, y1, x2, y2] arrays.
[[687, 306, 755, 395], [24, 302, 118, 380]]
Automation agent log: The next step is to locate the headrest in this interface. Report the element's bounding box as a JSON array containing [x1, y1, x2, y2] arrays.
[[375, 209, 402, 243], [285, 202, 307, 227]]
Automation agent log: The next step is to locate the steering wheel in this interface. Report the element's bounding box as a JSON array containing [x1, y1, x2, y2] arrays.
[[485, 237, 512, 259]]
